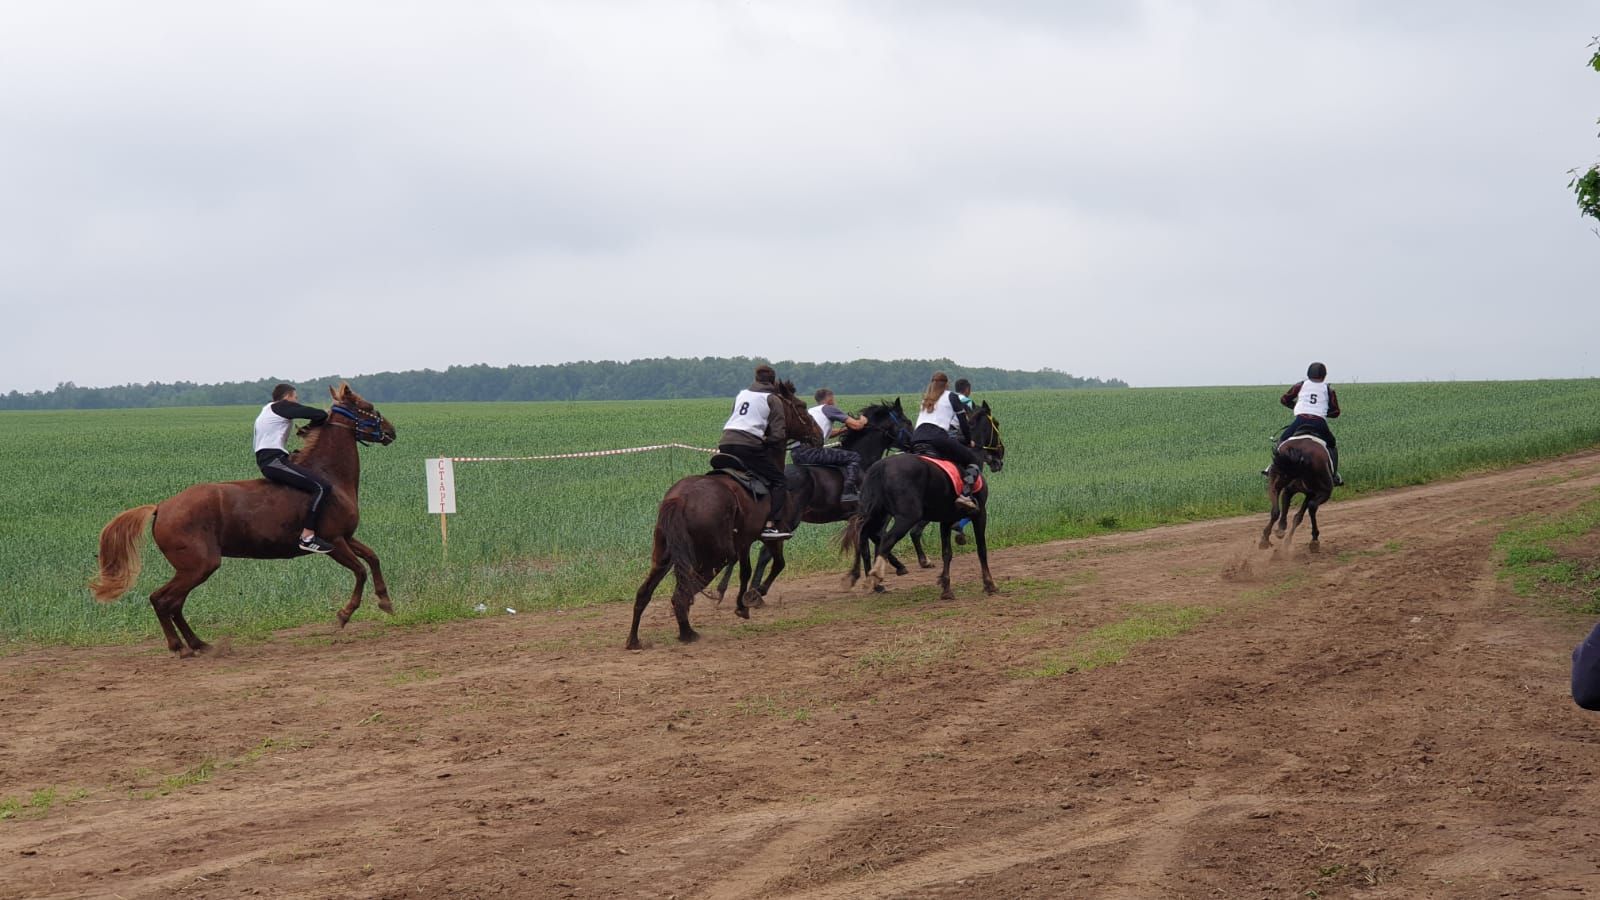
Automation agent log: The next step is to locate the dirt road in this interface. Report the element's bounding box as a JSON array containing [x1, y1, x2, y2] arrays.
[[5, 452, 1600, 899]]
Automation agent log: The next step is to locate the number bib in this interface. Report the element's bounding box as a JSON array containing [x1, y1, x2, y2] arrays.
[[724, 390, 771, 437], [1292, 381, 1332, 418]]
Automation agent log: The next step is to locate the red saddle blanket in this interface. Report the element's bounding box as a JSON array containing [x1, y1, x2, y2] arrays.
[[916, 455, 983, 494]]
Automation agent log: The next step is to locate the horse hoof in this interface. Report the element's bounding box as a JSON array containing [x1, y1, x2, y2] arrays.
[[917, 561, 934, 570], [841, 575, 858, 589], [679, 629, 701, 643], [378, 600, 394, 615], [736, 606, 750, 620], [1309, 541, 1321, 554], [873, 584, 886, 594], [625, 639, 643, 651], [940, 591, 956, 602], [895, 566, 910, 577], [177, 647, 196, 659], [983, 582, 999, 595], [335, 613, 351, 629], [744, 593, 765, 609]]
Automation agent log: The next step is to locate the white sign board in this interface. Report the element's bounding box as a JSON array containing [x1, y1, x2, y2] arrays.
[[425, 457, 457, 514]]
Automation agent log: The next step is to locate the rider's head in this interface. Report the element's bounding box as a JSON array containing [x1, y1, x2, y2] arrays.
[[922, 372, 950, 412], [272, 383, 297, 402], [814, 388, 834, 405], [1307, 362, 1327, 381], [954, 378, 972, 395], [754, 364, 776, 385]]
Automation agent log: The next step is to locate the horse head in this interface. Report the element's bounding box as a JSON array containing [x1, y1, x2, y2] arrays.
[[868, 397, 914, 452], [972, 401, 1004, 472], [775, 380, 822, 448], [328, 382, 397, 446]]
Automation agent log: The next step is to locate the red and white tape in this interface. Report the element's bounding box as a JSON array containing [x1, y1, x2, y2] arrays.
[[448, 442, 719, 463]]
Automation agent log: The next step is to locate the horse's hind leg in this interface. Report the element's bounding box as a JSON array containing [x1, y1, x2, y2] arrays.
[[707, 562, 735, 605], [1307, 501, 1321, 552], [345, 538, 393, 614], [156, 558, 221, 658], [734, 552, 753, 620], [1285, 497, 1310, 549], [1259, 484, 1281, 550], [330, 539, 371, 628], [627, 534, 670, 650], [869, 516, 920, 594], [908, 522, 932, 571]]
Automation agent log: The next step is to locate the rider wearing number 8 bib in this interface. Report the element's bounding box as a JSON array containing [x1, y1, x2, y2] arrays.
[[1269, 361, 1343, 487], [719, 364, 792, 541]]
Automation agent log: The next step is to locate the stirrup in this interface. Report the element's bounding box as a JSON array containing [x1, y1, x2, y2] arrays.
[[954, 494, 978, 512]]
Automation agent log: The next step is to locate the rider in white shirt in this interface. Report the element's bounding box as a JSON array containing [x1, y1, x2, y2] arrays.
[[911, 371, 983, 512], [793, 389, 867, 503], [253, 383, 336, 553]]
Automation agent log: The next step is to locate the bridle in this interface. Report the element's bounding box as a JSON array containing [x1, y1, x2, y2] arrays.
[[976, 411, 1005, 463], [329, 404, 389, 445]]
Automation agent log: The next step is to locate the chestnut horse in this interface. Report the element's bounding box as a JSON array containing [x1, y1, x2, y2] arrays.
[[1259, 432, 1334, 552], [89, 383, 396, 656], [626, 380, 820, 650]]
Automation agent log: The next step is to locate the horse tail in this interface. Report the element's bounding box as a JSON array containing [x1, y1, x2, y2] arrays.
[[89, 505, 157, 602], [839, 515, 864, 555], [658, 496, 709, 597], [839, 466, 888, 554]]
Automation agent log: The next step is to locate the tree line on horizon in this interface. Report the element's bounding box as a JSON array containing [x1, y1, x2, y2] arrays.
[[0, 357, 1126, 410]]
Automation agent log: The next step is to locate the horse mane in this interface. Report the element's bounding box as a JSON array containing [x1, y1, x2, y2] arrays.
[[291, 421, 329, 462]]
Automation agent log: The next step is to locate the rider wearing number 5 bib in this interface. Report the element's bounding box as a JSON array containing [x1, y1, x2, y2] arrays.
[[719, 364, 792, 541], [1268, 361, 1343, 487]]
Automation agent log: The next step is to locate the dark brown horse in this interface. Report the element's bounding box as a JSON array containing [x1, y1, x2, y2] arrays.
[[705, 399, 915, 603], [841, 404, 1006, 601], [906, 401, 1005, 568], [1259, 433, 1334, 552], [626, 380, 820, 650], [89, 383, 396, 656]]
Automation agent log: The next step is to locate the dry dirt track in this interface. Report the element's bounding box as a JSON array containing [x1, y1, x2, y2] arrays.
[[6, 452, 1600, 899]]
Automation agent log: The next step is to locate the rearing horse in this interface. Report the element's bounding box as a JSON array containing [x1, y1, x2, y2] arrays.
[[706, 398, 915, 604], [89, 383, 397, 656], [626, 380, 820, 650]]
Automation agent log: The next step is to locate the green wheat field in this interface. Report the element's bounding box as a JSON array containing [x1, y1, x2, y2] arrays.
[[4, 380, 1598, 649]]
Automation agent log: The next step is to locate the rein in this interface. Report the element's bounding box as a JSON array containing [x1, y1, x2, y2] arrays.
[[329, 404, 387, 445], [977, 412, 1004, 454]]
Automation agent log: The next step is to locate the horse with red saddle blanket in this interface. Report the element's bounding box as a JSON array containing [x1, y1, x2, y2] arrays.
[[841, 402, 1005, 601]]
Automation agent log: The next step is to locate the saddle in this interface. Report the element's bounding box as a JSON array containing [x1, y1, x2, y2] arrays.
[[915, 455, 983, 495], [707, 453, 768, 500], [1277, 432, 1328, 454]]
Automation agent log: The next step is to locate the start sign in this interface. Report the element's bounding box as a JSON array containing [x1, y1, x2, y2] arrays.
[[425, 457, 456, 515]]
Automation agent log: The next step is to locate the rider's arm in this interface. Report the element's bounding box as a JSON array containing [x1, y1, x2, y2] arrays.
[[1327, 388, 1341, 419], [1574, 619, 1600, 710], [270, 400, 328, 425], [762, 395, 786, 446], [950, 393, 973, 443], [844, 413, 868, 430], [1280, 382, 1302, 410]]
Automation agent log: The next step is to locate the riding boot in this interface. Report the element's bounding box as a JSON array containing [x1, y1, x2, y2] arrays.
[[841, 461, 862, 504], [1330, 446, 1343, 487], [955, 464, 981, 513]]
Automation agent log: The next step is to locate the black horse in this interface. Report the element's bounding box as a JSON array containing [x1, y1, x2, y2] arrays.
[[905, 401, 1006, 568], [842, 404, 1006, 601], [1259, 431, 1335, 553], [707, 399, 915, 604]]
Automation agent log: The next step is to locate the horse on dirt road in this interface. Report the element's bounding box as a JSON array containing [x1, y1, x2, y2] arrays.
[[89, 383, 396, 657], [1259, 432, 1335, 553], [626, 380, 821, 650], [905, 401, 1006, 569], [842, 404, 1006, 601], [706, 398, 914, 604]]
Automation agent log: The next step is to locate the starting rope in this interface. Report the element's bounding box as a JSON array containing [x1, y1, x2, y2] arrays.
[[447, 442, 719, 463]]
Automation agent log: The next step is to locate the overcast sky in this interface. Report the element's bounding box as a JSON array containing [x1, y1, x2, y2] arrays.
[[2, 1, 1597, 393]]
